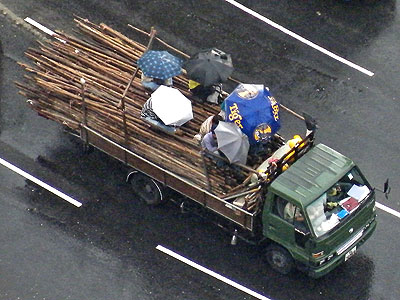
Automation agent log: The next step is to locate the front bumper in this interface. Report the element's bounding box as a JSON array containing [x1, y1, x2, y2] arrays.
[[307, 218, 377, 279]]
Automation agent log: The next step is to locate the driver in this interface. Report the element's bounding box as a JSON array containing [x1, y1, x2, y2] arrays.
[[284, 202, 304, 222], [284, 202, 310, 234]]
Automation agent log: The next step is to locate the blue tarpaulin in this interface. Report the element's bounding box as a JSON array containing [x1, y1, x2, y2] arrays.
[[223, 84, 281, 145]]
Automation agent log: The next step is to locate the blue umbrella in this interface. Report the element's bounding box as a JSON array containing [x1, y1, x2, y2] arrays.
[[223, 84, 281, 145], [137, 50, 183, 80]]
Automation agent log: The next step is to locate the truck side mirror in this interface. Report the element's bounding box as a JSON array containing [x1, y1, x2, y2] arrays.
[[383, 178, 391, 199], [374, 178, 391, 199]]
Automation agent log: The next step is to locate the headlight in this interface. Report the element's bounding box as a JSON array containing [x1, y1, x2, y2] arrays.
[[312, 251, 324, 258]]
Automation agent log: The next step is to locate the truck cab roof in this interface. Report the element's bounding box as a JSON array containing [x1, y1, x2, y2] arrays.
[[269, 144, 355, 207]]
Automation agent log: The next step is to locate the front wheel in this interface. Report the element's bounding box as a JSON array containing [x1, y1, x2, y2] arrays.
[[129, 172, 164, 206], [265, 244, 294, 275]]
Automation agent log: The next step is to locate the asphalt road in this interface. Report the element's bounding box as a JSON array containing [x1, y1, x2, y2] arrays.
[[1, 1, 400, 299]]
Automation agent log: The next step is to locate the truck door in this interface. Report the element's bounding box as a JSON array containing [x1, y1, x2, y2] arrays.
[[264, 195, 310, 249]]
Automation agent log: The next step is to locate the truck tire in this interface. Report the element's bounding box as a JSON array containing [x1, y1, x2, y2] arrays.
[[265, 244, 294, 275], [130, 173, 164, 206]]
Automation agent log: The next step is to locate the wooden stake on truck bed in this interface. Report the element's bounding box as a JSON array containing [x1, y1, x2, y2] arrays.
[[118, 27, 156, 164], [80, 77, 88, 148], [118, 27, 157, 109]]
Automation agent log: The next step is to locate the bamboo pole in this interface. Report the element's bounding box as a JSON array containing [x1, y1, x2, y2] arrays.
[[16, 18, 270, 202]]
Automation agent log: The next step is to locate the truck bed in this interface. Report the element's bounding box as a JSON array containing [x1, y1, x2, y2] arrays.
[[17, 18, 277, 230]]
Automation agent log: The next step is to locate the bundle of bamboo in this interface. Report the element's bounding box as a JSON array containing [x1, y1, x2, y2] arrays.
[[16, 17, 261, 202]]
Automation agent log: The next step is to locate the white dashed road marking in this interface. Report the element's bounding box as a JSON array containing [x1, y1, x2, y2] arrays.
[[224, 0, 374, 76], [24, 17, 66, 43], [376, 202, 400, 219], [0, 157, 82, 207], [156, 245, 273, 300]]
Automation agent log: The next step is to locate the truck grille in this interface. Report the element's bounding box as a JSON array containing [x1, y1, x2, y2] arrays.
[[336, 229, 363, 255]]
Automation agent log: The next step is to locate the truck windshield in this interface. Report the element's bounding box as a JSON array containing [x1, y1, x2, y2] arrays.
[[306, 167, 371, 237]]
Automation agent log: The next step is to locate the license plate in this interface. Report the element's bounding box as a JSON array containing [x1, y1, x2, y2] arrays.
[[345, 246, 357, 261]]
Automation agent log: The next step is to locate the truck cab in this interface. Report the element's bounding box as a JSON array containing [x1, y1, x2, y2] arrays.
[[262, 143, 377, 278]]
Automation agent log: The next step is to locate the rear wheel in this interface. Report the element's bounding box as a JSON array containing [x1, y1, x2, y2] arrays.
[[265, 244, 294, 275], [130, 172, 164, 206]]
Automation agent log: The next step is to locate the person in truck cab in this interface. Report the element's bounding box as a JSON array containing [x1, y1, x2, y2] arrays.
[[284, 202, 304, 222], [283, 201, 309, 234]]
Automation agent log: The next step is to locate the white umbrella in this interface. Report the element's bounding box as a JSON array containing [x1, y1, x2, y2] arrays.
[[214, 121, 250, 165], [150, 85, 193, 126]]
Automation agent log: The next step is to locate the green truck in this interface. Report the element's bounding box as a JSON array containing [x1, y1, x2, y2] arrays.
[[260, 142, 377, 277], [17, 18, 382, 278], [71, 120, 377, 278]]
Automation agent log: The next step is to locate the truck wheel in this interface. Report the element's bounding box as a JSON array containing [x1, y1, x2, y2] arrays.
[[130, 173, 163, 206], [265, 244, 294, 275]]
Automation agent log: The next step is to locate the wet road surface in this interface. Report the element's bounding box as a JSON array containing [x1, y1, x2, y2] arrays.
[[1, 1, 400, 299]]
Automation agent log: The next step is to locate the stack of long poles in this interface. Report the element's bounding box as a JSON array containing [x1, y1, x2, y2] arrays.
[[16, 17, 260, 205]]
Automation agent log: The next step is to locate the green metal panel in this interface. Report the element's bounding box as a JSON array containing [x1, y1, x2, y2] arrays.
[[269, 144, 355, 207]]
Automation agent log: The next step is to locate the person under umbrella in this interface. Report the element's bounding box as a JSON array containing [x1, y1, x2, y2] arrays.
[[141, 85, 193, 133], [187, 79, 216, 102], [201, 122, 247, 181], [184, 48, 233, 87], [193, 114, 223, 142], [214, 121, 250, 166], [138, 50, 183, 92], [201, 130, 227, 168], [141, 74, 172, 92], [184, 48, 233, 102]]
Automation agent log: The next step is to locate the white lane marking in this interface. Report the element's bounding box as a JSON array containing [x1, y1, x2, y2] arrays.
[[156, 245, 272, 300], [0, 157, 82, 207], [376, 202, 400, 219], [24, 17, 66, 43], [223, 0, 374, 77]]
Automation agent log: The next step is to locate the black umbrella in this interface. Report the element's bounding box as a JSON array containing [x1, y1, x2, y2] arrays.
[[183, 48, 233, 87]]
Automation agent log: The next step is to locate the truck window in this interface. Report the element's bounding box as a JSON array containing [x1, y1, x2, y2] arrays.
[[283, 202, 303, 223], [272, 196, 309, 234], [306, 167, 371, 237], [272, 196, 287, 219]]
